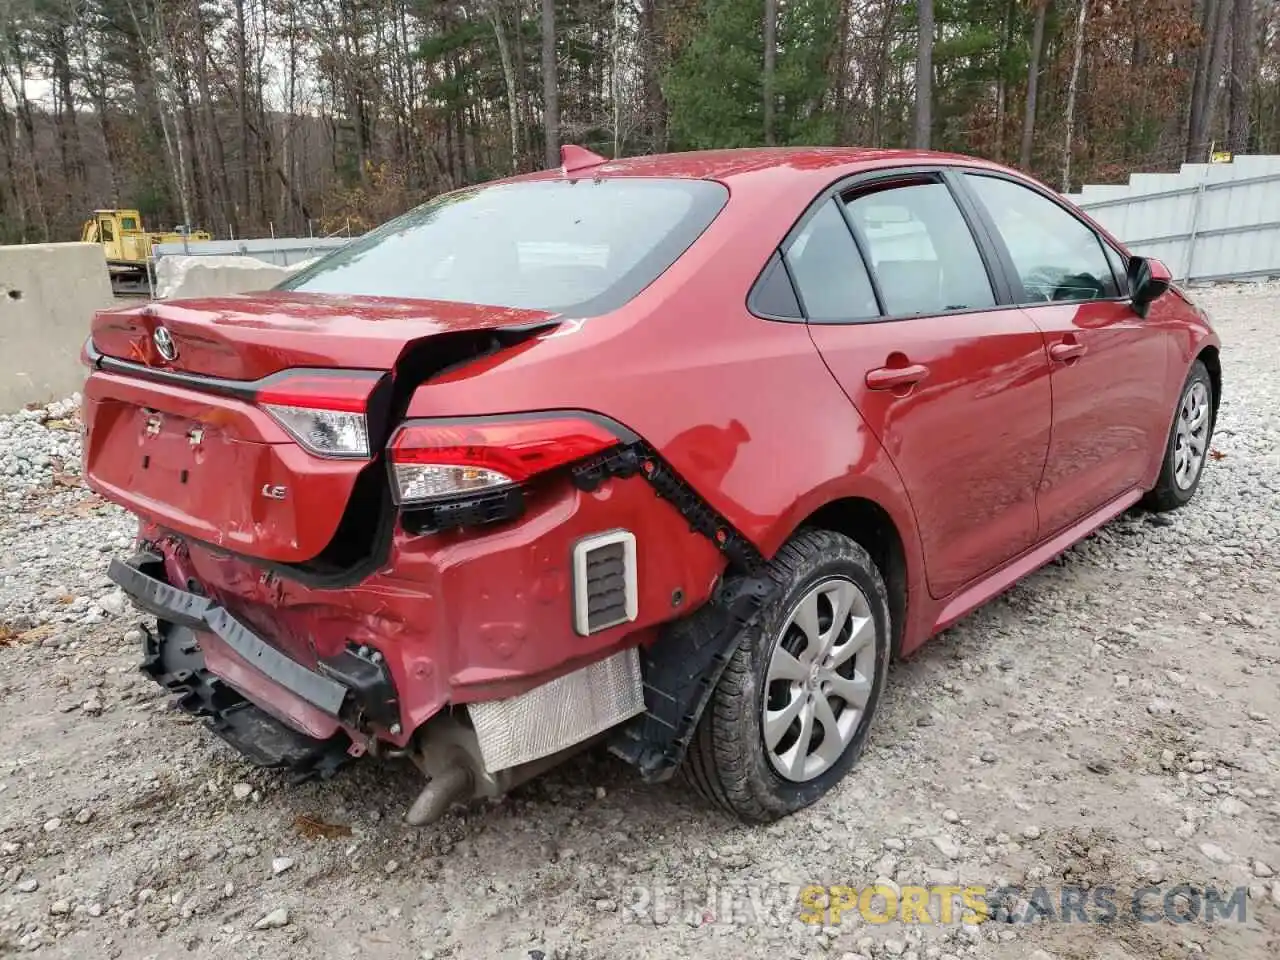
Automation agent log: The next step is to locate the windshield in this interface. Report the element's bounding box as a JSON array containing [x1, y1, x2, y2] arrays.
[[280, 178, 729, 316]]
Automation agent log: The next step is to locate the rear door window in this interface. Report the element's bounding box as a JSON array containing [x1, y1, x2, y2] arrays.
[[281, 178, 728, 316], [963, 173, 1119, 302], [844, 181, 996, 316], [783, 201, 879, 321]]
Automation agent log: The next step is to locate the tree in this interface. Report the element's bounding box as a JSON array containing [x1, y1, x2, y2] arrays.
[[1019, 0, 1049, 170], [1061, 0, 1087, 191], [764, 0, 777, 144], [1187, 0, 1231, 160], [541, 0, 559, 166], [915, 0, 933, 148], [0, 0, 1276, 246], [488, 0, 521, 173], [1226, 0, 1253, 151]]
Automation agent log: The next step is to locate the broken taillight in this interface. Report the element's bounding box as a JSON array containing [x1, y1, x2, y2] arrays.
[[257, 371, 383, 459], [387, 414, 621, 506]]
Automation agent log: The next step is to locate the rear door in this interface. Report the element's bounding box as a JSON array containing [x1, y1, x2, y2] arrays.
[[955, 172, 1171, 535], [795, 172, 1054, 600]]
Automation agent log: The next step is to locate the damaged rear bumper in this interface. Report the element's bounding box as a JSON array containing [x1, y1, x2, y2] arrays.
[[110, 552, 353, 716], [111, 546, 651, 783], [109, 549, 401, 776], [138, 619, 352, 781]]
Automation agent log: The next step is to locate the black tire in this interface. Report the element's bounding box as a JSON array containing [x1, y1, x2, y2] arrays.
[[1143, 359, 1215, 513], [683, 528, 891, 822]]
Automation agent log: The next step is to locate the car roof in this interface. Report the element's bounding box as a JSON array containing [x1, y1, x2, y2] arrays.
[[510, 146, 1013, 189]]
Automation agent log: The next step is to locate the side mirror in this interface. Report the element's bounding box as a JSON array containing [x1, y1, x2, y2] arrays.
[[1127, 255, 1172, 318]]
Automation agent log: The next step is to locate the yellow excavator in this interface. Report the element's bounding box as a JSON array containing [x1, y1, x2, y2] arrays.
[[81, 209, 212, 292]]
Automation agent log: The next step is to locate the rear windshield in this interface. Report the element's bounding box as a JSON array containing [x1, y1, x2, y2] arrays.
[[280, 178, 728, 316]]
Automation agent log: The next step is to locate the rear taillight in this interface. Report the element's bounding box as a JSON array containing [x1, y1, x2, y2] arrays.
[[257, 371, 382, 459], [388, 414, 620, 506]]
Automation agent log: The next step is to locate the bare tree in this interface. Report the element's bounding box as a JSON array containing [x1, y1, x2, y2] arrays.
[[638, 0, 665, 151], [541, 0, 559, 167], [612, 0, 624, 157], [0, 5, 51, 241], [1061, 0, 1088, 191], [764, 0, 777, 145], [488, 0, 521, 173], [1187, 0, 1231, 160], [124, 0, 193, 229], [1226, 0, 1254, 150], [915, 0, 933, 148], [1019, 0, 1049, 170]]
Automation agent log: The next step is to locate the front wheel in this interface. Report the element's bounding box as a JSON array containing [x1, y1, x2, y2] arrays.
[[683, 529, 891, 822], [1144, 360, 1214, 512]]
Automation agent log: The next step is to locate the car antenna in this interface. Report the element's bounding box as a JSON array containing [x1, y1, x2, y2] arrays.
[[560, 144, 608, 176]]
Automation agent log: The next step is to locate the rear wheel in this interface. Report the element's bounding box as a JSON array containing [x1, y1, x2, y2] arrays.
[[684, 529, 891, 822], [1144, 360, 1214, 512]]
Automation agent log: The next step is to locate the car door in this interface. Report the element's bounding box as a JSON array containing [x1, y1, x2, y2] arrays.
[[791, 173, 1054, 600], [957, 172, 1172, 536]]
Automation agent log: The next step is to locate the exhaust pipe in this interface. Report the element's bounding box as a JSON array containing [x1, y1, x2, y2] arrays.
[[405, 765, 473, 826], [401, 711, 609, 826]]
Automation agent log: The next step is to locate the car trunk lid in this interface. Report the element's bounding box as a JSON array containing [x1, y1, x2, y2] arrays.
[[89, 291, 557, 380], [83, 292, 558, 565]]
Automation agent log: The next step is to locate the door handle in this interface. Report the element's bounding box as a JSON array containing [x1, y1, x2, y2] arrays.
[[866, 363, 929, 391], [1049, 340, 1087, 362]]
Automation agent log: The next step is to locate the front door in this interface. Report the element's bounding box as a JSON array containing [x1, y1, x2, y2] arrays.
[[790, 176, 1053, 600], [957, 172, 1172, 535]]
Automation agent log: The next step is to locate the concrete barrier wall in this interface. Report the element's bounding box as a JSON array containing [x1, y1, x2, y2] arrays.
[[0, 243, 115, 411], [153, 254, 316, 299], [152, 235, 350, 266]]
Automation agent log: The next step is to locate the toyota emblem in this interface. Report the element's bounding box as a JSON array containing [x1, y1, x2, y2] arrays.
[[153, 326, 178, 361]]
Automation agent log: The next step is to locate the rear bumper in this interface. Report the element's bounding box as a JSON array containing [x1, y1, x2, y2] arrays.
[[116, 545, 649, 779], [138, 618, 353, 781], [110, 550, 400, 749], [109, 552, 351, 716]]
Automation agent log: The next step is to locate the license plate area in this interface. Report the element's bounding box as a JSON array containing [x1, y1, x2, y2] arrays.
[[83, 371, 368, 563], [91, 400, 271, 524], [132, 408, 231, 497]]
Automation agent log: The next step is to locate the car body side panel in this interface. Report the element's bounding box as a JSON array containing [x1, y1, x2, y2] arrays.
[[1141, 290, 1222, 489], [808, 311, 1052, 600], [1022, 299, 1171, 537]]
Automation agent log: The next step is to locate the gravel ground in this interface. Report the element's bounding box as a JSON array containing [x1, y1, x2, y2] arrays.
[[1, 283, 1277, 960]]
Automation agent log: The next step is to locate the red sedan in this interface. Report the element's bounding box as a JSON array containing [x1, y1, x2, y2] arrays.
[[83, 146, 1220, 824]]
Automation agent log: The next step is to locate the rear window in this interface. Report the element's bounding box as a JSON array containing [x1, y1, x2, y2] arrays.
[[281, 178, 729, 316]]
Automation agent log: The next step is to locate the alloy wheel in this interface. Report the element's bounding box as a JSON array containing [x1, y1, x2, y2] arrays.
[[762, 576, 878, 783]]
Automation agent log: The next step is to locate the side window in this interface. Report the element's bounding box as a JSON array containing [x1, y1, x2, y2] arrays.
[[782, 200, 879, 322], [1102, 242, 1130, 297], [99, 220, 114, 242], [751, 252, 803, 318], [964, 174, 1117, 303], [844, 181, 995, 316]]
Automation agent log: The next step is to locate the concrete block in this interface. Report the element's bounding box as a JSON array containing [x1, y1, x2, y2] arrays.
[[0, 242, 115, 411], [154, 254, 316, 300]]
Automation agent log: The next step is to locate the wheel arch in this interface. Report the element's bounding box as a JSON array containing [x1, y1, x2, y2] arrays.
[[796, 496, 910, 659], [1196, 343, 1222, 420]]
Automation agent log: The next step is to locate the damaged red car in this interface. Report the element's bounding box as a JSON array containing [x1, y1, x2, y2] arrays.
[[82, 146, 1221, 824]]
